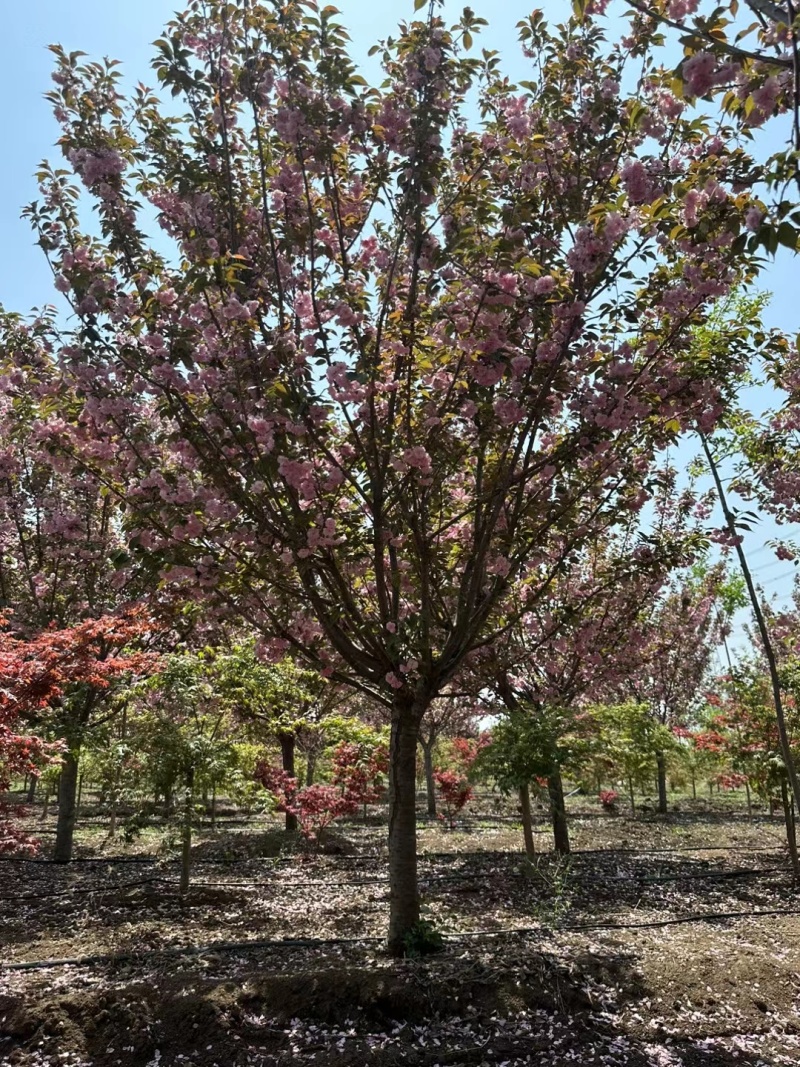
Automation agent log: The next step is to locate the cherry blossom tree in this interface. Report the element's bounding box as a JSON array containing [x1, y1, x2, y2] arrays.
[[484, 510, 693, 852], [22, 1, 768, 950], [622, 567, 728, 813]]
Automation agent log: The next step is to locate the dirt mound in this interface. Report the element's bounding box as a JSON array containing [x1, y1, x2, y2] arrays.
[[0, 951, 605, 1066]]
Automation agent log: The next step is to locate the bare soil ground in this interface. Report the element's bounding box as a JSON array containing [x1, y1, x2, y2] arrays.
[[2, 792, 799, 1066]]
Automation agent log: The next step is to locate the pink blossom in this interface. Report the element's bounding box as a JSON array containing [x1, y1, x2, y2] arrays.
[[745, 206, 764, 232], [682, 52, 717, 97]]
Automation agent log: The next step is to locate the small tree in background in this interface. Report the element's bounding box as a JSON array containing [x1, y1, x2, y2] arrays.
[[589, 702, 675, 816], [0, 612, 155, 861], [256, 736, 388, 846]]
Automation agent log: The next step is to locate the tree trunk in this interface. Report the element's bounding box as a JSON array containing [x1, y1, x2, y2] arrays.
[[691, 772, 696, 800], [41, 782, 52, 820], [548, 768, 570, 856], [656, 751, 668, 815], [278, 732, 298, 833], [108, 769, 120, 839], [421, 741, 436, 817], [26, 773, 38, 804], [305, 752, 317, 787], [745, 779, 752, 819], [519, 782, 535, 858], [781, 778, 800, 879], [54, 750, 80, 863], [180, 765, 195, 894], [628, 776, 636, 817], [703, 436, 800, 878], [387, 698, 423, 956]]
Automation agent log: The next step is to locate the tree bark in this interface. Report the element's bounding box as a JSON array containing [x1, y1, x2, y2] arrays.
[[41, 782, 52, 820], [548, 768, 570, 856], [54, 750, 80, 863], [519, 782, 535, 858], [781, 778, 799, 879], [26, 773, 38, 804], [628, 776, 636, 817], [420, 740, 436, 817], [656, 751, 668, 815], [180, 765, 195, 894], [278, 732, 298, 833], [387, 697, 423, 955], [305, 752, 317, 787]]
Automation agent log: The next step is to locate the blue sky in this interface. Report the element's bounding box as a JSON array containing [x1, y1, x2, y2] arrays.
[[2, 0, 798, 646]]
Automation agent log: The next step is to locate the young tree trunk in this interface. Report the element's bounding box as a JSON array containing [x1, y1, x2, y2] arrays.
[[305, 752, 317, 787], [548, 768, 570, 856], [26, 773, 38, 804], [745, 779, 752, 819], [702, 437, 800, 878], [108, 769, 120, 840], [519, 782, 535, 858], [278, 732, 298, 833], [211, 784, 217, 829], [628, 776, 636, 817], [656, 751, 668, 815], [781, 778, 799, 879], [691, 772, 696, 800], [77, 773, 84, 812], [180, 765, 195, 894], [54, 749, 80, 863], [420, 740, 436, 817], [387, 697, 424, 956], [41, 782, 52, 820]]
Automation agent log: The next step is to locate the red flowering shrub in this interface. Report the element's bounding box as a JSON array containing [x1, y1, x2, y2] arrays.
[[255, 738, 389, 842], [331, 740, 389, 808], [599, 789, 619, 812], [714, 771, 748, 791], [433, 769, 472, 830]]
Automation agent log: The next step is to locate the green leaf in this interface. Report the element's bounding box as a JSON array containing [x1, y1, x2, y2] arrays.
[[414, 0, 427, 9], [777, 222, 798, 250], [463, 29, 473, 49]]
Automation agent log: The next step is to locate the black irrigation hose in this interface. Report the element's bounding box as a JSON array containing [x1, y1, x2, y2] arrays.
[[5, 907, 800, 972], [0, 876, 170, 902], [567, 844, 783, 855], [0, 865, 787, 903]]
